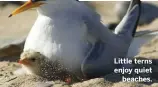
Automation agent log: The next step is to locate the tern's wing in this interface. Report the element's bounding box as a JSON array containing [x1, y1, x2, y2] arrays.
[[127, 30, 158, 57], [78, 0, 141, 78], [114, 0, 141, 38]]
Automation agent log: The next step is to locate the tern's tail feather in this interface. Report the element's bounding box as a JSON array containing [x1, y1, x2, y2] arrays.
[[114, 0, 141, 37], [127, 30, 158, 57]]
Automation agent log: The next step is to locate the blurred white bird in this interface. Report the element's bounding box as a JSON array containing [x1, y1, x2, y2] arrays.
[[9, 0, 155, 80], [108, 1, 158, 29]]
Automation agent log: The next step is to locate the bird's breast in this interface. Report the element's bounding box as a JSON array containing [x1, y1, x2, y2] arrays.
[[24, 15, 89, 71]]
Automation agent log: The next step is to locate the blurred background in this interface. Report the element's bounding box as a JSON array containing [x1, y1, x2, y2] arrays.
[[0, 1, 36, 45]]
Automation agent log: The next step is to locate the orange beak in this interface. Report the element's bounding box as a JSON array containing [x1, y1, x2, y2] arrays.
[[18, 59, 30, 65], [9, 0, 44, 17]]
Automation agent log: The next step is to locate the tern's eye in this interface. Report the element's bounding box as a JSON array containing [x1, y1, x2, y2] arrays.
[[31, 58, 36, 62]]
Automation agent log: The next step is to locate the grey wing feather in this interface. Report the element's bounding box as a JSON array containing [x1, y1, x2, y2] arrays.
[[114, 5, 140, 37], [114, 0, 141, 37]]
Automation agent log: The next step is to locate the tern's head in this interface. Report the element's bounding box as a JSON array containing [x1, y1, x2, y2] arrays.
[[9, 0, 78, 17], [19, 50, 46, 74], [9, 0, 61, 17], [9, 0, 45, 17]]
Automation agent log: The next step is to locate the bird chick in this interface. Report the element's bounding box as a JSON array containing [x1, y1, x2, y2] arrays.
[[19, 50, 81, 83]]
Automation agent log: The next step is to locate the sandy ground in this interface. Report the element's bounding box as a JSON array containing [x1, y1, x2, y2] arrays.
[[0, 1, 158, 87]]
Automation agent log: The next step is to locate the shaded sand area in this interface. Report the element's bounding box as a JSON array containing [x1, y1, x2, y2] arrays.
[[0, 1, 158, 87]]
